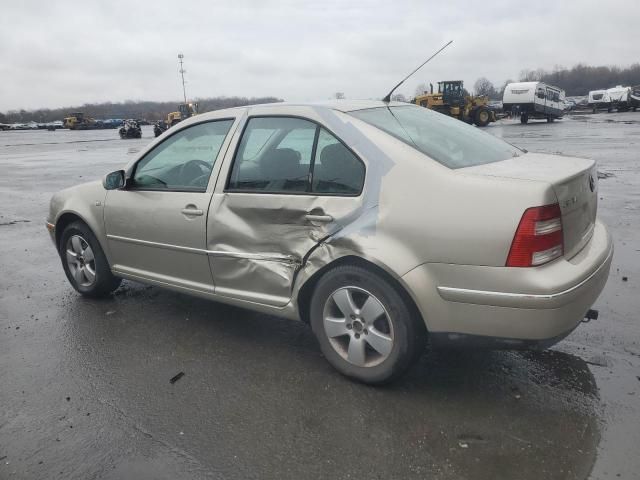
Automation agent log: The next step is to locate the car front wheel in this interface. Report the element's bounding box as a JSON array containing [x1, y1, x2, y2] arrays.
[[59, 221, 121, 297], [310, 265, 426, 384]]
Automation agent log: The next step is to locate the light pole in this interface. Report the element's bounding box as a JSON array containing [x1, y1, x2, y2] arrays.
[[178, 53, 187, 104]]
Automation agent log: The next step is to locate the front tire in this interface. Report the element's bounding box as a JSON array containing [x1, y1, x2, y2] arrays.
[[59, 221, 121, 297], [310, 265, 426, 384], [474, 107, 490, 127]]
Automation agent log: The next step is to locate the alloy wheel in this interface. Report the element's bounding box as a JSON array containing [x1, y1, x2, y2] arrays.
[[65, 235, 96, 287], [322, 286, 394, 367]]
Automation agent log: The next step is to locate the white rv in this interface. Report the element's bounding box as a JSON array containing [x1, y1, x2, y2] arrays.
[[588, 89, 611, 112], [502, 81, 565, 124]]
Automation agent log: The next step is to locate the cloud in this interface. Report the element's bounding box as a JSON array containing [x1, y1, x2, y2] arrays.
[[0, 0, 637, 111]]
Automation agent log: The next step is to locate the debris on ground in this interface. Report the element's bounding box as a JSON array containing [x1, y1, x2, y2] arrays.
[[597, 171, 616, 179], [622, 276, 628, 282], [0, 219, 31, 226], [169, 372, 185, 384], [458, 441, 469, 449]]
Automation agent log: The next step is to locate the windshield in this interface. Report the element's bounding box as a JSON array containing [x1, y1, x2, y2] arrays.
[[349, 105, 521, 168]]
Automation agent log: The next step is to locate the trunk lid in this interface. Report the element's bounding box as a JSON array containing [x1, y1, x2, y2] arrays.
[[463, 152, 598, 259]]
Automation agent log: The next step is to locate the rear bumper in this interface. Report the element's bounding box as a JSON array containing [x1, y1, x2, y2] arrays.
[[402, 220, 613, 344]]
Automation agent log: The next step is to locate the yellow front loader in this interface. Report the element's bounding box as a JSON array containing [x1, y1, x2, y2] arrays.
[[414, 80, 496, 127]]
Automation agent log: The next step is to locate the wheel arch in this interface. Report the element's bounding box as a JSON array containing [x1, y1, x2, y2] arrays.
[[296, 255, 427, 335], [55, 211, 109, 262]]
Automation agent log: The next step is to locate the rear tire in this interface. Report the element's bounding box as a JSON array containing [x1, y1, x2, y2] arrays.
[[520, 113, 529, 124], [59, 221, 121, 297], [310, 265, 426, 384]]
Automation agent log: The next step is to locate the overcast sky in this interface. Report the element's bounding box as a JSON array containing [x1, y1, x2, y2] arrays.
[[1, 0, 637, 111]]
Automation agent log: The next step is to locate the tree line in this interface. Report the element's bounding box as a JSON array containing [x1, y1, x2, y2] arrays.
[[472, 63, 640, 100], [0, 96, 282, 124]]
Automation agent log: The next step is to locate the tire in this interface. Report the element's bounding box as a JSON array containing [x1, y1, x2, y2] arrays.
[[59, 221, 121, 297], [547, 116, 554, 123], [309, 265, 426, 384], [474, 108, 490, 127], [520, 113, 529, 124]]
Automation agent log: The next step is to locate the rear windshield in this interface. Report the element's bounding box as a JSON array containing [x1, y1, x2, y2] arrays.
[[349, 105, 521, 168]]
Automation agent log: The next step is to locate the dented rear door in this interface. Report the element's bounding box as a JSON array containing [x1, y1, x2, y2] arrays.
[[205, 111, 366, 307]]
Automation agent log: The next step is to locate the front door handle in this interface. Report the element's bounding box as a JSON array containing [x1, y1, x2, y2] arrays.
[[305, 213, 333, 223], [181, 205, 204, 217]]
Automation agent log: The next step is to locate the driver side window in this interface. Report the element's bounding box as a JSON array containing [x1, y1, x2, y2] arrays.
[[133, 119, 234, 191]]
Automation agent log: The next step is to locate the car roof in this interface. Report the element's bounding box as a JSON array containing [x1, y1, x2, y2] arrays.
[[190, 100, 408, 122]]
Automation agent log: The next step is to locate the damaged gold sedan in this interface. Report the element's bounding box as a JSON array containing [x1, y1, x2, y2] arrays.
[[47, 101, 613, 384]]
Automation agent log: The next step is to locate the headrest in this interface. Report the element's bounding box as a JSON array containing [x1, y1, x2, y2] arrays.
[[320, 143, 351, 168], [259, 148, 300, 178]]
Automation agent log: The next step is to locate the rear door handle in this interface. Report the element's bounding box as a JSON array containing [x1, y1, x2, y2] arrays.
[[181, 205, 204, 216], [305, 213, 333, 223]]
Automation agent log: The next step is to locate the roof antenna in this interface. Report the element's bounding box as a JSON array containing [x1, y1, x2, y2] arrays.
[[382, 40, 453, 103]]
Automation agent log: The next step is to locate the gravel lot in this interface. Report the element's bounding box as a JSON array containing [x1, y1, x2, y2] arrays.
[[1, 113, 638, 479]]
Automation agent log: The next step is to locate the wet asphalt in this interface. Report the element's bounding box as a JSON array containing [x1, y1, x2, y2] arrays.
[[0, 113, 638, 480]]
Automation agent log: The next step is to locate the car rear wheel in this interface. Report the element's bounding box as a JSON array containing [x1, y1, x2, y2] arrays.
[[310, 265, 425, 384], [60, 221, 121, 297]]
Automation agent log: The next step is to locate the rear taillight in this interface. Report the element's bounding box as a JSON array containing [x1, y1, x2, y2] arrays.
[[506, 203, 563, 267]]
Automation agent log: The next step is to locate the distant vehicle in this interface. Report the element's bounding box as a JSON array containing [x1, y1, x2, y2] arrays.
[[631, 86, 640, 110], [588, 90, 611, 113], [413, 80, 496, 126], [63, 112, 98, 130], [9, 123, 37, 130], [502, 82, 565, 123], [154, 102, 199, 137], [118, 119, 142, 139], [46, 122, 59, 131], [0, 123, 9, 131], [606, 86, 638, 112], [46, 101, 612, 384]]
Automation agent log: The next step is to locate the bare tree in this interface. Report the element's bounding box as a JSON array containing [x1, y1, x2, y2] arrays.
[[415, 83, 429, 96], [474, 77, 497, 98], [391, 93, 408, 102]]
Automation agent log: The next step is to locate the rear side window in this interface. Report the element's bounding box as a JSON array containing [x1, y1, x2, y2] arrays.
[[313, 129, 364, 194], [349, 106, 521, 169], [227, 117, 364, 195]]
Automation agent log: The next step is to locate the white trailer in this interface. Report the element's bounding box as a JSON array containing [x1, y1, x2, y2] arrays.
[[502, 81, 565, 124], [607, 86, 637, 112], [588, 89, 611, 112]]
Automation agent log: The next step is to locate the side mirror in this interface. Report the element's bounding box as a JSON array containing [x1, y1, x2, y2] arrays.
[[103, 170, 125, 190]]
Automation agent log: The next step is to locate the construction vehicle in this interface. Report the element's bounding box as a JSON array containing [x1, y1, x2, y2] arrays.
[[63, 112, 98, 130], [413, 80, 496, 127], [154, 102, 198, 137]]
